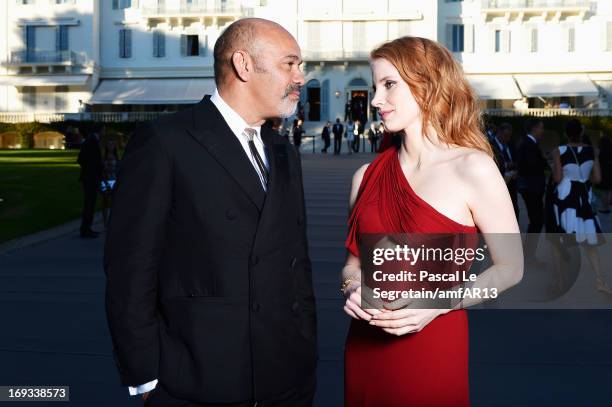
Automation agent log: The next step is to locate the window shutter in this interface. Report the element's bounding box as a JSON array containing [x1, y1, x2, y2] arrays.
[[530, 28, 538, 52], [502, 29, 510, 53], [321, 79, 329, 122], [567, 26, 575, 52], [119, 29, 124, 57], [55, 26, 61, 51], [59, 26, 68, 51], [607, 21, 612, 52], [464, 23, 474, 53], [125, 29, 132, 58], [446, 24, 452, 50], [199, 34, 207, 57], [159, 31, 165, 57], [181, 34, 187, 56], [152, 31, 158, 57]]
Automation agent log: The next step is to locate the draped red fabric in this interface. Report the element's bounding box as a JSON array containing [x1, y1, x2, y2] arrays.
[[343, 146, 477, 407], [346, 147, 477, 258]]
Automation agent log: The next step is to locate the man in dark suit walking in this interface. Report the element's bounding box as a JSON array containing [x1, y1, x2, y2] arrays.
[[517, 118, 547, 262], [77, 126, 103, 238], [490, 122, 519, 219], [104, 18, 317, 406], [332, 118, 343, 155]]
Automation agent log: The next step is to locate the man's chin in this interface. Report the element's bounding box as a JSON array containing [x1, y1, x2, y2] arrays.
[[278, 102, 298, 119]]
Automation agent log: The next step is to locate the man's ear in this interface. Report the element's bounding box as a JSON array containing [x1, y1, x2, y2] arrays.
[[231, 50, 251, 82]]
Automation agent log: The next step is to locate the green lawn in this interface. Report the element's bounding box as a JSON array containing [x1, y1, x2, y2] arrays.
[[0, 149, 84, 243]]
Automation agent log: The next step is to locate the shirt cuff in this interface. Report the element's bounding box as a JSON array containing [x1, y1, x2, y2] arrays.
[[128, 379, 158, 396]]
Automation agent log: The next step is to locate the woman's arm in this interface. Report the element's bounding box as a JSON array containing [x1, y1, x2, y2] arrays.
[[552, 147, 563, 184], [591, 155, 602, 185], [342, 164, 380, 320], [457, 152, 524, 308]]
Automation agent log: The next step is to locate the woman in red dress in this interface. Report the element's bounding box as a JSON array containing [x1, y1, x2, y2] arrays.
[[342, 37, 523, 406]]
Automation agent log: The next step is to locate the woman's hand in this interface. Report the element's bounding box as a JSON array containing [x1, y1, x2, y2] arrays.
[[368, 308, 450, 336], [343, 281, 381, 321]]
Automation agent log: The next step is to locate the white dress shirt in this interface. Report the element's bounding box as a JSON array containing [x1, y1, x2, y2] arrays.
[[128, 89, 270, 396], [211, 89, 269, 190]]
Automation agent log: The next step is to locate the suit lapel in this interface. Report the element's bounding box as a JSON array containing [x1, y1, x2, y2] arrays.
[[186, 97, 266, 211]]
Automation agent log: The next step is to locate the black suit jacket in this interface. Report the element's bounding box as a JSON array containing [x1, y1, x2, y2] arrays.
[[332, 123, 343, 138], [517, 136, 547, 194], [104, 97, 317, 403], [77, 135, 103, 183]]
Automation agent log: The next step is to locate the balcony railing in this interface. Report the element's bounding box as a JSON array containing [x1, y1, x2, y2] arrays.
[[302, 50, 370, 61], [481, 0, 591, 9], [1, 108, 611, 124], [9, 50, 78, 65], [141, 4, 248, 16]]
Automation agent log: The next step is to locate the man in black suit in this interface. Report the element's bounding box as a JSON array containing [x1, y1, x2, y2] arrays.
[[332, 118, 343, 155], [490, 122, 519, 219], [517, 118, 547, 261], [104, 18, 316, 406], [77, 126, 103, 238]]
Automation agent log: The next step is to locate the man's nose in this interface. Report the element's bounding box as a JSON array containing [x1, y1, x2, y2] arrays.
[[294, 70, 305, 87]]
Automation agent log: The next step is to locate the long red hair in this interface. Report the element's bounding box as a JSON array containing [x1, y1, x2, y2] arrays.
[[371, 37, 492, 157]]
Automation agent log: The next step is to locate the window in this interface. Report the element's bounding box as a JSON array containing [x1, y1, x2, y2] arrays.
[[24, 26, 36, 62], [494, 30, 501, 52], [17, 0, 35, 4], [56, 25, 69, 51], [55, 0, 76, 4], [55, 86, 68, 111], [22, 87, 36, 110], [153, 30, 165, 57], [119, 29, 132, 58], [112, 0, 132, 9], [450, 24, 464, 52], [568, 27, 575, 52], [530, 28, 538, 52], [181, 34, 203, 56]]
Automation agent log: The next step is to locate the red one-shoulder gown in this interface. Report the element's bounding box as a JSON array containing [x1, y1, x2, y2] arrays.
[[344, 147, 476, 407]]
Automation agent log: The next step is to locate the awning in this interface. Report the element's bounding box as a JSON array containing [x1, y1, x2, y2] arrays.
[[89, 78, 215, 104], [466, 74, 522, 100], [0, 75, 89, 86], [514, 74, 599, 97]]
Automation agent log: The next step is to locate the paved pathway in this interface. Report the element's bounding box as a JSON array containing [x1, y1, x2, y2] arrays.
[[0, 151, 611, 406]]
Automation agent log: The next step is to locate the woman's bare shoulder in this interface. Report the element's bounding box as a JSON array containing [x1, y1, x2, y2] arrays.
[[352, 163, 370, 185], [448, 147, 499, 185]]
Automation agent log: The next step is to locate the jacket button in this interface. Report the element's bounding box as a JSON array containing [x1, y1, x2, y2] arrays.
[[251, 302, 261, 312], [251, 256, 259, 266], [297, 216, 304, 226], [290, 257, 297, 268], [291, 301, 300, 312], [225, 209, 236, 220]]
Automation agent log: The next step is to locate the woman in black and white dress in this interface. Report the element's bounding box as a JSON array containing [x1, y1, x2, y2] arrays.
[[552, 119, 612, 294]]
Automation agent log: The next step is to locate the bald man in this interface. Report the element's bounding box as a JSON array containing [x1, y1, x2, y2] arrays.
[[105, 18, 317, 406]]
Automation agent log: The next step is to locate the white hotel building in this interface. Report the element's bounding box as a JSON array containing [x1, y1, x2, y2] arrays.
[[0, 0, 611, 126]]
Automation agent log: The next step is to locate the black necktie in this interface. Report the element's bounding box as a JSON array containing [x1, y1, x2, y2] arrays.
[[243, 128, 268, 189]]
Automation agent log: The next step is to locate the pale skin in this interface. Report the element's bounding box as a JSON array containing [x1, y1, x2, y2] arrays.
[[342, 58, 524, 336], [141, 18, 305, 402]]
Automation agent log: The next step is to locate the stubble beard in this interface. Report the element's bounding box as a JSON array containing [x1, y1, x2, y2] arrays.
[[277, 84, 301, 118]]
